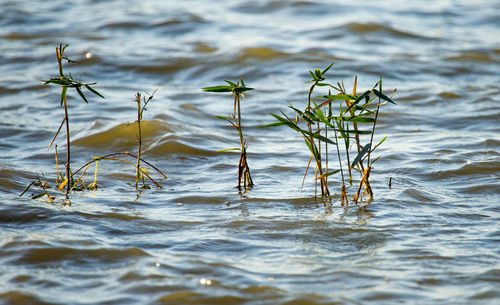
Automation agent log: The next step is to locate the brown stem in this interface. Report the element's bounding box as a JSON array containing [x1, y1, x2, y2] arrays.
[[135, 93, 142, 188], [63, 91, 71, 196]]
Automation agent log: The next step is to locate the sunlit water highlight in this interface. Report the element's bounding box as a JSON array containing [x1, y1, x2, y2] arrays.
[[1, 0, 499, 304]]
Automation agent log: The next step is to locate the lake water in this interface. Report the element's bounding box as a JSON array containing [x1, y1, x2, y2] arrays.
[[1, 0, 500, 304]]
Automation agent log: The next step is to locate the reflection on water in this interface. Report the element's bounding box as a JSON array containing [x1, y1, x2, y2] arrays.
[[1, 0, 500, 304]]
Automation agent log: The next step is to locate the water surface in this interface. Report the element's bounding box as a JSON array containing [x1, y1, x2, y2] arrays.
[[1, 0, 499, 304]]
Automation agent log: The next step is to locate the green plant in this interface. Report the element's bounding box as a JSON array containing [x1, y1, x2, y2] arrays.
[[21, 45, 166, 202], [70, 90, 166, 191], [203, 78, 254, 189], [134, 90, 157, 188], [43, 43, 104, 196], [266, 62, 395, 204]]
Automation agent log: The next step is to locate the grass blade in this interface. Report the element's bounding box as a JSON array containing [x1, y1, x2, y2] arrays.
[[75, 85, 89, 103], [351, 143, 371, 168], [85, 85, 105, 99], [373, 89, 396, 104], [202, 86, 232, 92]]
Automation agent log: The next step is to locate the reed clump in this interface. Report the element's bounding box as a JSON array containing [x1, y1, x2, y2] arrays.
[[20, 43, 396, 207], [203, 78, 254, 190], [21, 44, 165, 203], [266, 62, 396, 204]]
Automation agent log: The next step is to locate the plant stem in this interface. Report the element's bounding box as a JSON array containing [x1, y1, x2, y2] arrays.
[[63, 93, 71, 196], [306, 80, 328, 197], [135, 93, 142, 188], [235, 92, 253, 188]]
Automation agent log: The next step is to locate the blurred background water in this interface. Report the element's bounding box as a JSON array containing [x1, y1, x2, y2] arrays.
[[1, 0, 499, 304]]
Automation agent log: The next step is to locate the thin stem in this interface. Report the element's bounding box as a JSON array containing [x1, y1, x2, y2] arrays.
[[135, 93, 142, 188], [306, 80, 328, 197], [367, 77, 383, 166], [63, 91, 71, 196]]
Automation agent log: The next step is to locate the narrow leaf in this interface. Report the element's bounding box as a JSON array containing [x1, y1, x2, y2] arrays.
[[261, 121, 287, 128], [233, 87, 254, 93], [224, 80, 237, 87], [304, 130, 336, 145], [309, 70, 319, 81], [351, 143, 371, 168], [85, 85, 105, 99], [202, 86, 232, 92], [321, 61, 334, 75], [75, 85, 89, 103], [373, 89, 396, 104], [345, 90, 371, 113], [316, 169, 341, 179], [216, 147, 240, 152], [320, 94, 357, 101], [372, 136, 388, 151], [60, 86, 68, 106]]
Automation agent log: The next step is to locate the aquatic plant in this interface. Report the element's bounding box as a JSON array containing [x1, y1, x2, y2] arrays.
[[43, 43, 104, 196], [203, 78, 254, 189], [70, 90, 166, 190], [266, 62, 395, 204], [21, 45, 165, 203]]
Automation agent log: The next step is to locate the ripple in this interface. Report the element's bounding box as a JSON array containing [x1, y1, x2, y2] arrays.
[[237, 47, 290, 62], [72, 120, 173, 150], [9, 246, 149, 268], [339, 22, 436, 40], [0, 291, 53, 305]]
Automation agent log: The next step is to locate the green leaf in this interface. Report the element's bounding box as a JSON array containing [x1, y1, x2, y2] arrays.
[[288, 105, 313, 124], [314, 68, 323, 79], [60, 86, 68, 106], [32, 193, 47, 200], [216, 147, 240, 152], [224, 80, 237, 87], [304, 137, 316, 155], [321, 61, 334, 75], [85, 85, 105, 99], [321, 94, 357, 101], [345, 90, 371, 113], [270, 113, 297, 130], [309, 70, 319, 81], [370, 155, 381, 165], [372, 136, 388, 151], [318, 169, 341, 178], [373, 89, 396, 104], [345, 116, 375, 123], [202, 86, 233, 92], [351, 143, 371, 168], [75, 85, 89, 103], [233, 86, 254, 93], [304, 110, 318, 124], [302, 130, 336, 145], [215, 115, 228, 120], [341, 129, 371, 135], [260, 121, 287, 128]]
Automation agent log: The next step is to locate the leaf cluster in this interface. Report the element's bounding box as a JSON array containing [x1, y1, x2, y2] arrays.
[[202, 78, 254, 95]]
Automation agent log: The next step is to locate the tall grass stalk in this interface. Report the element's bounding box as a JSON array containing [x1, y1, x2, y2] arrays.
[[43, 43, 104, 196], [134, 90, 156, 188], [266, 62, 396, 204], [203, 78, 254, 189]]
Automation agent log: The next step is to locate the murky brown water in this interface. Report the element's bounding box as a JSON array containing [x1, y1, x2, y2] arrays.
[[1, 0, 499, 304]]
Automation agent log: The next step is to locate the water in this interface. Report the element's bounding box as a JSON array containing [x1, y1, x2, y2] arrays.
[[1, 0, 500, 304]]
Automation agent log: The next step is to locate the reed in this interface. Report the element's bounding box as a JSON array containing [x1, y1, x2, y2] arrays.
[[70, 90, 166, 191], [43, 43, 104, 196], [266, 62, 396, 204], [20, 44, 165, 203], [203, 78, 254, 190]]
